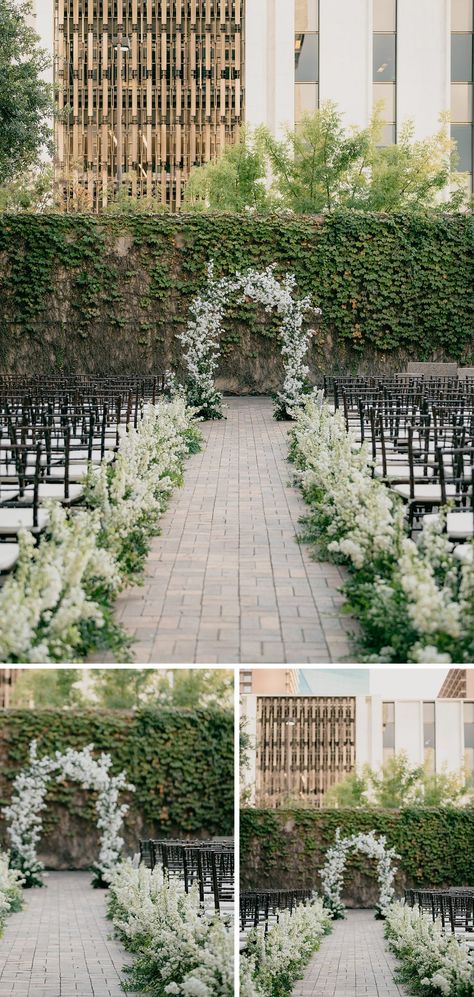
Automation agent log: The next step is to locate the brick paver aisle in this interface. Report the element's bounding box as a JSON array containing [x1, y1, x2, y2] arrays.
[[292, 910, 411, 997], [115, 397, 354, 663], [0, 872, 135, 997]]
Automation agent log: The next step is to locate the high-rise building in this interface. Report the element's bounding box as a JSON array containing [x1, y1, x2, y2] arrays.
[[239, 669, 299, 695], [30, 1, 473, 208], [438, 669, 474, 698]]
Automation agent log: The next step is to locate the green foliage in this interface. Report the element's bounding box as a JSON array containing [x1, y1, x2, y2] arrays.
[[0, 213, 472, 374], [11, 668, 83, 708], [326, 754, 474, 809], [240, 808, 474, 892], [0, 708, 234, 839], [0, 0, 53, 183], [184, 127, 273, 213]]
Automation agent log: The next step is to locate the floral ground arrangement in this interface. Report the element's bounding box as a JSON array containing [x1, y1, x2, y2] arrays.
[[0, 852, 24, 937], [385, 903, 474, 997], [290, 397, 474, 663], [107, 859, 234, 997], [0, 397, 202, 663]]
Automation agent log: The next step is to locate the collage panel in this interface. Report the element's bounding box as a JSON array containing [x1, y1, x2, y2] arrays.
[[240, 667, 474, 997], [0, 668, 234, 997]]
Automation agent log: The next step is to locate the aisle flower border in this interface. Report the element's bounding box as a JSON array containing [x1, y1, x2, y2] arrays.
[[107, 858, 234, 996], [0, 397, 202, 663], [290, 396, 474, 663], [385, 902, 474, 996], [320, 829, 398, 920], [0, 851, 24, 936], [178, 263, 320, 420], [3, 741, 134, 889]]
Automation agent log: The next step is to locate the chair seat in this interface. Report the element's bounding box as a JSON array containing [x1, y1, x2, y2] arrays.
[[453, 544, 474, 564], [424, 511, 474, 540], [0, 508, 49, 534], [0, 543, 20, 572], [393, 483, 457, 503], [375, 464, 434, 481]]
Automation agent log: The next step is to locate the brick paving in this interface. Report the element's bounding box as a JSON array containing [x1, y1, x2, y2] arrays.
[[0, 872, 135, 997], [115, 397, 354, 663], [292, 909, 411, 997]]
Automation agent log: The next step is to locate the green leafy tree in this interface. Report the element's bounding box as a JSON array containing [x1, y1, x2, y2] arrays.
[[325, 752, 474, 808], [369, 753, 425, 808], [184, 127, 273, 212], [154, 669, 233, 709], [90, 669, 155, 709], [11, 668, 83, 708], [325, 770, 370, 808], [0, 163, 54, 212], [0, 0, 53, 183]]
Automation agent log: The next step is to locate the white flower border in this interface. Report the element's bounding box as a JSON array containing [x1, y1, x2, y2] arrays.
[[178, 263, 321, 419], [320, 829, 398, 919], [3, 741, 134, 887]]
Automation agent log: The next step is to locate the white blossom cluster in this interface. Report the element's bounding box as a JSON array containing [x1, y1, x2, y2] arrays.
[[385, 902, 474, 996], [3, 741, 133, 888], [178, 263, 320, 420], [241, 894, 332, 997], [320, 829, 398, 919], [0, 851, 24, 935], [291, 397, 474, 662], [107, 859, 233, 997], [0, 397, 200, 662]]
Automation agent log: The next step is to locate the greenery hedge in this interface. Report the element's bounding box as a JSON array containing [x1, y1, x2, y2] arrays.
[[0, 709, 234, 841], [0, 212, 472, 378], [241, 808, 474, 891]]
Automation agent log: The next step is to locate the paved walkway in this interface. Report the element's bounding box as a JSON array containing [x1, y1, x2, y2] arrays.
[[0, 872, 135, 997], [115, 397, 354, 663], [292, 910, 410, 997]]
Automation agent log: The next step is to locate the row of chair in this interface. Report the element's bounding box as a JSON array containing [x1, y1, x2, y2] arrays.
[[139, 837, 234, 914], [404, 888, 474, 940]]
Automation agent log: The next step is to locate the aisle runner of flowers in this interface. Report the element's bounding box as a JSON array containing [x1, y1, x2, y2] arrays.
[[0, 853, 23, 937], [0, 397, 202, 663], [240, 896, 332, 997], [385, 903, 474, 997], [107, 859, 234, 997], [290, 397, 474, 663]]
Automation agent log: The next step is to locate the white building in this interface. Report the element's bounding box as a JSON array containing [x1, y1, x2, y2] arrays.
[[241, 692, 474, 805]]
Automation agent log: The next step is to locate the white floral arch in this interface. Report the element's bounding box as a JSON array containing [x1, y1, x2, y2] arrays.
[[2, 741, 134, 888], [177, 263, 321, 420], [320, 829, 398, 919]]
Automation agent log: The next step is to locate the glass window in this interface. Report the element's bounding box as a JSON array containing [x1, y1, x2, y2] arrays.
[[373, 0, 396, 32], [451, 33, 473, 82], [295, 83, 319, 122], [373, 34, 396, 82], [451, 82, 473, 121], [377, 123, 396, 146], [464, 702, 474, 785], [452, 123, 473, 170], [452, 0, 473, 32], [383, 702, 395, 760], [295, 33, 319, 82], [296, 0, 318, 32], [423, 702, 436, 771], [373, 82, 395, 121]]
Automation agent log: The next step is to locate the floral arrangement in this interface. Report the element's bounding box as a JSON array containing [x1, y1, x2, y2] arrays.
[[107, 859, 234, 997], [290, 395, 474, 663], [3, 741, 133, 889], [0, 851, 24, 937], [178, 263, 320, 420], [0, 397, 202, 663], [385, 902, 474, 996], [320, 829, 398, 919], [240, 894, 332, 997]]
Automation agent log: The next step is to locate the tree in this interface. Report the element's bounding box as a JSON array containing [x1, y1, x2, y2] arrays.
[[91, 668, 233, 710], [0, 0, 53, 183], [325, 752, 474, 808], [11, 669, 83, 708], [90, 669, 155, 709], [0, 163, 54, 212], [325, 770, 370, 808], [184, 128, 273, 212]]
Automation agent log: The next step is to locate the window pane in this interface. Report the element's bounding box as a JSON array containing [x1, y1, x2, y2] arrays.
[[296, 0, 318, 32], [451, 82, 473, 121], [373, 0, 396, 32], [373, 34, 396, 81], [423, 702, 435, 723], [452, 123, 473, 170], [452, 0, 473, 31], [451, 34, 473, 82], [373, 82, 395, 121], [383, 702, 394, 723], [465, 702, 474, 723], [295, 83, 319, 122], [377, 123, 396, 146], [295, 33, 319, 82]]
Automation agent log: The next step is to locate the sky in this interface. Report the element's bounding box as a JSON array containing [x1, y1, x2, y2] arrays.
[[300, 668, 450, 698]]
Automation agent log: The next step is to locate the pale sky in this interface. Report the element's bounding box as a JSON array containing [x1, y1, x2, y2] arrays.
[[301, 668, 450, 699]]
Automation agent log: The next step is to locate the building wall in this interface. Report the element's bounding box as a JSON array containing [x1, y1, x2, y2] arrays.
[[240, 669, 299, 695], [245, 0, 295, 136]]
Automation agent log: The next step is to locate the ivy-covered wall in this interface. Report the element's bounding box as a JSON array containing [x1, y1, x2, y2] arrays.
[[241, 808, 474, 905], [0, 213, 472, 389], [0, 709, 233, 868]]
